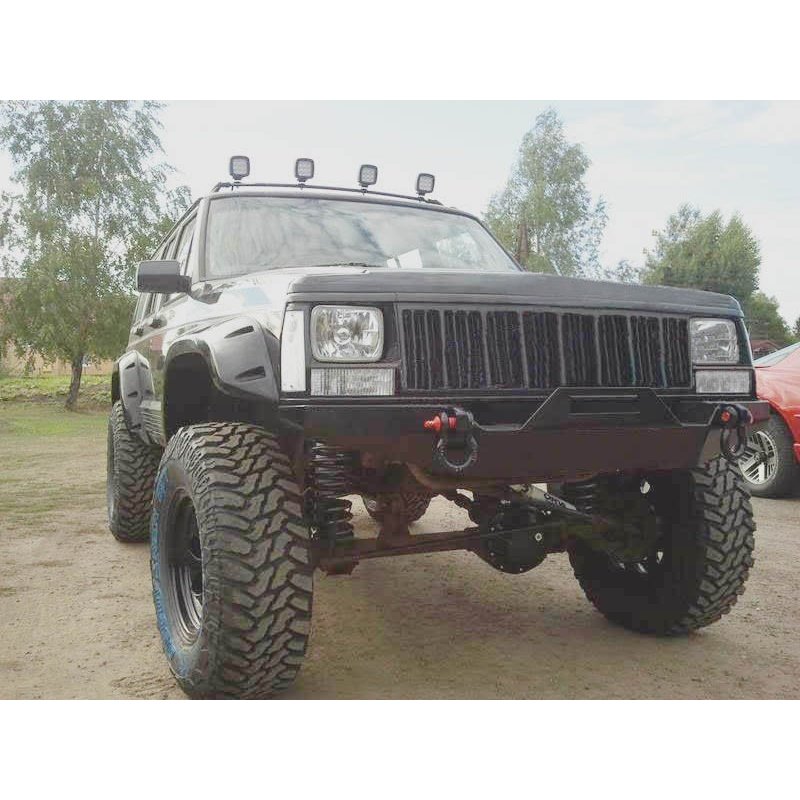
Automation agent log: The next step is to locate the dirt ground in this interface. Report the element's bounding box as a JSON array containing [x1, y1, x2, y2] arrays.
[[1, 403, 799, 699]]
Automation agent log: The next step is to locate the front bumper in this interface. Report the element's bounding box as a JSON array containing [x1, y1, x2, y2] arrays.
[[281, 389, 770, 482]]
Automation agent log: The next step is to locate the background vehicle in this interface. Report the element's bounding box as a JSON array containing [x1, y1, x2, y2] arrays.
[[106, 156, 769, 699], [738, 342, 800, 497]]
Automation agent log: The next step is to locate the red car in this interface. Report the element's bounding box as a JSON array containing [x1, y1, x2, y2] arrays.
[[739, 341, 800, 497]]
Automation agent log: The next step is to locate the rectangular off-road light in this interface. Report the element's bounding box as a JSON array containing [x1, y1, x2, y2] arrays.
[[695, 369, 751, 394], [295, 158, 314, 183], [229, 155, 250, 181], [416, 173, 435, 195], [358, 164, 378, 188]]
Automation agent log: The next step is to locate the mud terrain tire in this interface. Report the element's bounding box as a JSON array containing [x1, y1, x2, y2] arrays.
[[150, 422, 312, 699], [107, 400, 161, 542], [568, 457, 755, 636]]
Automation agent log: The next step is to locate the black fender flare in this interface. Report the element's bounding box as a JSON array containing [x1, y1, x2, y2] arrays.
[[164, 315, 282, 427], [113, 350, 156, 437]]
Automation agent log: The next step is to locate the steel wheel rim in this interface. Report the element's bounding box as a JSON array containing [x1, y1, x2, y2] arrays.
[[611, 525, 667, 577], [166, 494, 203, 644], [618, 545, 665, 577], [609, 480, 667, 578], [739, 430, 778, 485]]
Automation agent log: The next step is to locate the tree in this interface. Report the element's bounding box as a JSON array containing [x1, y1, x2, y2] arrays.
[[485, 108, 607, 277], [743, 291, 794, 345], [601, 258, 641, 284], [640, 204, 795, 346], [0, 101, 190, 409], [793, 316, 800, 341], [640, 205, 760, 306]]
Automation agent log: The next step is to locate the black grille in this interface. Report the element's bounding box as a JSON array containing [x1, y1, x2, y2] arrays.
[[399, 306, 692, 392]]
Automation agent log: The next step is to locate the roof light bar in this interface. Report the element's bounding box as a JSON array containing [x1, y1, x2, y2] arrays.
[[416, 173, 435, 196], [229, 155, 250, 182], [358, 164, 378, 189], [295, 158, 314, 184]]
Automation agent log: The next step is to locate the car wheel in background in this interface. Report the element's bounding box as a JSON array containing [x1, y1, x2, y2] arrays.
[[738, 414, 800, 498]]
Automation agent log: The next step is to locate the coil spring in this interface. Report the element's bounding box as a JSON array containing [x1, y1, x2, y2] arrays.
[[309, 444, 355, 543], [562, 479, 599, 514]]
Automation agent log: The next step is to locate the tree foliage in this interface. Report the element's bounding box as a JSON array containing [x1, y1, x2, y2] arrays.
[[640, 205, 760, 305], [601, 258, 641, 284], [743, 291, 794, 345], [485, 108, 607, 278], [640, 204, 794, 346], [0, 101, 190, 408]]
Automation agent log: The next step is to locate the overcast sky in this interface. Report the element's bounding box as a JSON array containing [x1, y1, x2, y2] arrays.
[[3, 101, 798, 324]]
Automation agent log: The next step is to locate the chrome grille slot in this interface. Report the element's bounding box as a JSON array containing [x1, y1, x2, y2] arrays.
[[662, 317, 691, 387], [562, 313, 598, 386], [398, 304, 693, 393], [599, 314, 633, 387], [522, 311, 560, 388], [486, 310, 524, 388], [630, 315, 662, 386]]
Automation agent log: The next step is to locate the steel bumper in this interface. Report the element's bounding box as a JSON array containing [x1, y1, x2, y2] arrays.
[[282, 389, 770, 483]]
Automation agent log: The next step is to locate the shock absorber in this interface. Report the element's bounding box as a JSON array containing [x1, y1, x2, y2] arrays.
[[562, 479, 600, 514], [308, 443, 356, 545]]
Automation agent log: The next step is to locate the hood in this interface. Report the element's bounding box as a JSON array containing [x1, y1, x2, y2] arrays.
[[281, 268, 742, 316]]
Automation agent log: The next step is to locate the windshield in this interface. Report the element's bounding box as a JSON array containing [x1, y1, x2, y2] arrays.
[[754, 341, 800, 366], [204, 195, 519, 278]]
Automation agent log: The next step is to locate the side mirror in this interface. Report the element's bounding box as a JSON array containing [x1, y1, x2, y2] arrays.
[[137, 260, 192, 293]]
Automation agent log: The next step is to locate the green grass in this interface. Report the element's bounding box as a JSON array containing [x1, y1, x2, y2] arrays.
[[0, 402, 109, 523], [0, 374, 111, 408], [0, 401, 108, 438]]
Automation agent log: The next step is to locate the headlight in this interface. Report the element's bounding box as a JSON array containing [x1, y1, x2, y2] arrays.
[[690, 318, 739, 363], [311, 306, 383, 362]]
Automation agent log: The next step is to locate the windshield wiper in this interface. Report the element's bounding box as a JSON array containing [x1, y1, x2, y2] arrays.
[[302, 261, 387, 269]]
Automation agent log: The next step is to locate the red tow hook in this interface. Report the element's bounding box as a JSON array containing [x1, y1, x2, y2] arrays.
[[422, 408, 479, 473], [714, 403, 753, 462], [423, 413, 457, 433]]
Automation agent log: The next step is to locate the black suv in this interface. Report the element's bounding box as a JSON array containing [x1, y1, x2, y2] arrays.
[[107, 157, 769, 699]]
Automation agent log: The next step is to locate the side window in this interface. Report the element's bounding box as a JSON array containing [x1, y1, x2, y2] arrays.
[[175, 216, 197, 275], [148, 235, 178, 312], [133, 242, 167, 324], [144, 293, 160, 318], [160, 220, 196, 306], [164, 233, 179, 259], [133, 293, 149, 324], [133, 242, 170, 324]]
